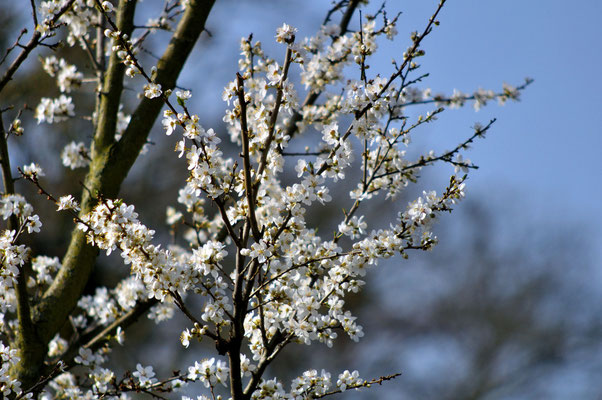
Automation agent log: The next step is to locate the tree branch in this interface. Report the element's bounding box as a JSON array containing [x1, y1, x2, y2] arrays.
[[255, 44, 293, 180], [312, 373, 402, 399], [0, 0, 76, 95], [282, 0, 361, 140], [0, 111, 46, 387], [93, 0, 138, 156], [236, 73, 262, 241], [25, 0, 216, 388]]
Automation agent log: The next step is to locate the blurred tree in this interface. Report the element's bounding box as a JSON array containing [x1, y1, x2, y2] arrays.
[[329, 200, 602, 399]]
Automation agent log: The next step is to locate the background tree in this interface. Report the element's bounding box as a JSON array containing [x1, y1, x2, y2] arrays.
[[308, 199, 602, 399], [0, 0, 532, 399]]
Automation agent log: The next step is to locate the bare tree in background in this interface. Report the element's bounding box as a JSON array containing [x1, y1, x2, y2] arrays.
[[329, 201, 601, 399]]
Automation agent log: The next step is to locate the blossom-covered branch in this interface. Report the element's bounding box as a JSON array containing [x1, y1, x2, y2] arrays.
[[0, 0, 530, 398]]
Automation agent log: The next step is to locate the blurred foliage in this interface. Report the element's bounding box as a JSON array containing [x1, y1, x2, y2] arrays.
[[344, 201, 602, 399]]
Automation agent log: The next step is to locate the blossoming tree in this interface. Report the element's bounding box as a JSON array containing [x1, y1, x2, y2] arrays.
[[0, 0, 530, 398]]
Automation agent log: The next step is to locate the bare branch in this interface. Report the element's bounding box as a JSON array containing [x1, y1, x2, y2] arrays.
[[236, 73, 262, 241], [0, 0, 77, 95]]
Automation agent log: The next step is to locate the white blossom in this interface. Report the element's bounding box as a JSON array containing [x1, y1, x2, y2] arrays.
[[176, 89, 192, 101], [187, 358, 229, 388], [74, 347, 96, 366], [61, 142, 90, 169], [57, 195, 80, 212], [337, 370, 362, 392], [35, 95, 75, 123], [144, 83, 162, 99], [133, 364, 156, 386], [275, 23, 297, 43], [21, 163, 45, 178]]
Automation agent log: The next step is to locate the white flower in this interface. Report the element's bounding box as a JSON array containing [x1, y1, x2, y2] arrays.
[[322, 122, 340, 145], [240, 354, 256, 377], [41, 55, 60, 77], [222, 81, 237, 105], [144, 83, 162, 99], [74, 347, 96, 366], [91, 367, 114, 393], [337, 370, 361, 392], [22, 163, 45, 178], [26, 215, 42, 233], [187, 358, 229, 388], [0, 342, 19, 365], [266, 63, 281, 85], [57, 195, 80, 211], [162, 113, 178, 136], [241, 240, 272, 263], [133, 364, 156, 386], [47, 334, 67, 357], [61, 142, 90, 169], [1, 194, 33, 219], [275, 23, 297, 43], [56, 62, 83, 93], [176, 90, 192, 100], [406, 197, 431, 225], [181, 328, 192, 348], [35, 96, 75, 124], [338, 215, 367, 239]]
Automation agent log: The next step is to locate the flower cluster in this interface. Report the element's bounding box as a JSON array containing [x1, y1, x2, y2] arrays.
[[248, 369, 364, 399], [0, 194, 42, 234], [0, 231, 24, 315], [0, 217, 33, 317], [131, 9, 524, 396], [0, 342, 22, 397], [103, 27, 142, 78], [77, 198, 232, 334], [187, 357, 229, 388], [35, 95, 75, 124], [78, 200, 178, 301], [30, 255, 61, 286], [37, 0, 96, 45], [21, 162, 45, 180], [41, 55, 83, 93], [61, 141, 90, 169], [56, 194, 80, 212]]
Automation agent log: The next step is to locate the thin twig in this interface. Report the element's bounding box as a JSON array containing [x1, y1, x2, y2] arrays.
[[0, 0, 77, 94], [255, 43, 294, 180], [0, 29, 28, 67], [312, 373, 402, 399], [236, 73, 262, 241]]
